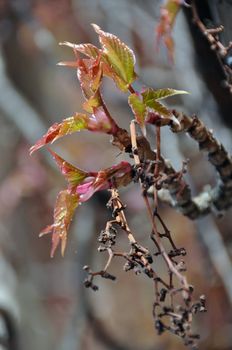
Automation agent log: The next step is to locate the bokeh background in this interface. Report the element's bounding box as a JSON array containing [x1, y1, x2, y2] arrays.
[[0, 1, 232, 349]]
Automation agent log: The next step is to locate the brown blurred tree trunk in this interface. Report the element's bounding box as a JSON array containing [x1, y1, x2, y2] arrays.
[[185, 0, 232, 128]]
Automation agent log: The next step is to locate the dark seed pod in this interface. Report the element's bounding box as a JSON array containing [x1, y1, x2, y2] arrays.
[[101, 271, 116, 281], [91, 284, 99, 291], [84, 279, 92, 288], [159, 288, 168, 302], [155, 320, 165, 335]]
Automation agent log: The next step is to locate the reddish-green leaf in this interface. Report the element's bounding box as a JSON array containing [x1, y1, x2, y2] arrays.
[[48, 149, 88, 188], [92, 24, 136, 91], [40, 190, 79, 257], [88, 107, 119, 135], [30, 109, 118, 154], [76, 161, 132, 202], [82, 93, 102, 113], [39, 152, 132, 257], [30, 113, 89, 154], [59, 53, 103, 107], [50, 150, 132, 203], [128, 93, 146, 127], [77, 58, 103, 100]]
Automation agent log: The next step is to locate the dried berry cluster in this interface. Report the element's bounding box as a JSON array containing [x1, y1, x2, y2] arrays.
[[82, 160, 206, 348]]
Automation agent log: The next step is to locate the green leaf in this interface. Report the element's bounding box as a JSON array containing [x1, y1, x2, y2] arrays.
[[146, 99, 171, 117], [40, 190, 79, 257], [141, 87, 189, 117], [128, 93, 146, 126], [101, 59, 129, 92], [92, 24, 136, 91], [143, 88, 188, 101]]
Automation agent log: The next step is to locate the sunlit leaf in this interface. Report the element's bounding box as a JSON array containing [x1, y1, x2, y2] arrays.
[[92, 24, 136, 91], [101, 59, 130, 92], [40, 190, 79, 257], [142, 88, 188, 101]]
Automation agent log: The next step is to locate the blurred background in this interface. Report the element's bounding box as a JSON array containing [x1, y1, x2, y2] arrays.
[[0, 0, 232, 349]]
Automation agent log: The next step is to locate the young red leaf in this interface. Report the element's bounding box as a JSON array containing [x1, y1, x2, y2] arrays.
[[59, 42, 100, 59], [48, 149, 88, 188], [40, 190, 79, 257], [88, 107, 119, 135], [57, 61, 79, 68], [48, 149, 132, 203], [59, 52, 103, 112], [92, 24, 137, 91], [76, 161, 132, 202], [40, 150, 132, 257], [77, 57, 103, 100], [156, 0, 183, 61]]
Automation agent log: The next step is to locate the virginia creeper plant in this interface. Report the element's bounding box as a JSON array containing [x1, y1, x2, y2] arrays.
[[30, 20, 232, 349]]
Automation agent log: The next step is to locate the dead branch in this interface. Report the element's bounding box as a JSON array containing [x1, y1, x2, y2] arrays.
[[191, 0, 232, 93]]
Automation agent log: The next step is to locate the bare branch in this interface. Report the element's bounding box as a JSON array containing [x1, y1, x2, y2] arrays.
[[170, 111, 232, 215]]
